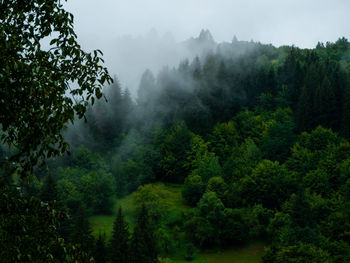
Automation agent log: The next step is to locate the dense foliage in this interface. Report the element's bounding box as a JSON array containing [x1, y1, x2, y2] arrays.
[[0, 0, 112, 178], [2, 15, 350, 261]]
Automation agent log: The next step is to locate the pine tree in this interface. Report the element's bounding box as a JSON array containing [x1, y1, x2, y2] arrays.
[[191, 56, 202, 80], [296, 58, 321, 131], [130, 204, 158, 263], [40, 173, 58, 203], [342, 77, 350, 138], [93, 233, 107, 263], [266, 68, 277, 95], [314, 76, 337, 129], [109, 207, 130, 263], [70, 206, 94, 253], [137, 69, 156, 106]]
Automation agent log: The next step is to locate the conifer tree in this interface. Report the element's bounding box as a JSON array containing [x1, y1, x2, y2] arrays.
[[266, 68, 277, 95], [314, 76, 337, 129], [94, 233, 107, 263], [296, 59, 321, 131], [342, 77, 350, 139], [130, 204, 158, 263], [137, 69, 157, 106], [71, 206, 94, 253], [110, 207, 130, 263]]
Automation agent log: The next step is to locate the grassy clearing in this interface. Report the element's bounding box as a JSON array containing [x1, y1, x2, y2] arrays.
[[89, 183, 185, 240], [89, 183, 265, 262]]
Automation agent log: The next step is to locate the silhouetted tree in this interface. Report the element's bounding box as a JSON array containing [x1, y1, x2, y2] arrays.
[[71, 206, 94, 253], [110, 208, 130, 263], [130, 204, 158, 263], [93, 233, 107, 263]]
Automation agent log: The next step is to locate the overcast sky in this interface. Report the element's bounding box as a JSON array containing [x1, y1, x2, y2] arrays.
[[63, 0, 350, 95], [65, 0, 349, 48]]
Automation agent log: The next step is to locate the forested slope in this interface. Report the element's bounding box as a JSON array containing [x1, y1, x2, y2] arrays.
[[20, 36, 350, 262]]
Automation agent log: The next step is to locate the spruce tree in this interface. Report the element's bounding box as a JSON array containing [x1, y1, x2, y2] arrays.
[[109, 207, 130, 263], [71, 206, 94, 253], [94, 233, 107, 263], [342, 77, 350, 139], [130, 204, 158, 263], [314, 76, 337, 129]]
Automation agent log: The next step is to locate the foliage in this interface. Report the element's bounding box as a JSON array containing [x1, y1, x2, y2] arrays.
[[110, 208, 130, 263], [93, 233, 107, 263], [0, 0, 112, 177], [160, 123, 193, 183], [130, 204, 158, 263], [70, 206, 95, 253], [182, 174, 205, 206], [0, 185, 93, 262], [240, 160, 296, 209]]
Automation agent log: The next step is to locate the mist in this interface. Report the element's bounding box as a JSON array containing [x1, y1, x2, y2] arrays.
[[63, 0, 350, 96]]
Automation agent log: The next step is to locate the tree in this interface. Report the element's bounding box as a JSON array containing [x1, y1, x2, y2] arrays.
[[159, 123, 193, 183], [110, 207, 130, 263], [0, 0, 112, 177], [70, 206, 94, 253], [137, 69, 157, 106], [240, 160, 296, 209], [0, 185, 92, 262], [341, 77, 350, 138], [274, 243, 331, 263], [40, 173, 58, 203], [130, 204, 158, 263], [208, 121, 240, 162], [182, 174, 205, 206], [261, 108, 297, 162], [207, 176, 228, 201], [93, 233, 107, 263], [314, 76, 337, 129]]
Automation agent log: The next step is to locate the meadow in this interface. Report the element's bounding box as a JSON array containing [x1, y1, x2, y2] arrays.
[[89, 183, 265, 263]]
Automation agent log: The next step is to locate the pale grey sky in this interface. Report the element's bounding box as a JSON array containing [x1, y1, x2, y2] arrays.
[[65, 0, 349, 48], [63, 0, 350, 95]]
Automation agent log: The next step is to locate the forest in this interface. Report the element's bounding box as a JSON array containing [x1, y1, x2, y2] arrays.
[[1, 1, 350, 263]]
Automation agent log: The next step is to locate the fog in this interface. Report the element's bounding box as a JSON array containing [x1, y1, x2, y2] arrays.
[[63, 0, 350, 96]]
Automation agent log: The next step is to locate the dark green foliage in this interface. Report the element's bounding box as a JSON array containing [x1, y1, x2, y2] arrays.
[[278, 48, 304, 109], [130, 204, 158, 263], [182, 174, 205, 206], [0, 0, 112, 177], [222, 208, 248, 244], [111, 130, 158, 196], [0, 185, 92, 262], [110, 208, 130, 263], [184, 243, 196, 261], [260, 108, 297, 162], [342, 77, 350, 139], [40, 173, 58, 203], [208, 121, 240, 162], [240, 160, 296, 209], [93, 233, 107, 263], [160, 123, 193, 183], [266, 243, 331, 263], [70, 206, 94, 253], [4, 25, 350, 262]]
